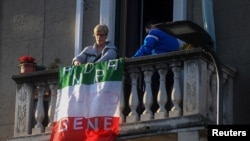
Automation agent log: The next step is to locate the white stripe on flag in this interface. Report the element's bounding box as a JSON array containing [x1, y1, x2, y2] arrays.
[[54, 81, 122, 121]]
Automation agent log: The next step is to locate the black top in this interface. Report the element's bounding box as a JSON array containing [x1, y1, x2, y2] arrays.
[[155, 20, 214, 47]]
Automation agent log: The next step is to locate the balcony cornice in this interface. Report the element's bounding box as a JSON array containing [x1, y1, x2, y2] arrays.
[[119, 114, 208, 139], [11, 68, 59, 83]]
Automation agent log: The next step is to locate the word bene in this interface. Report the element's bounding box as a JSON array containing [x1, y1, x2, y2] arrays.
[[208, 125, 250, 140], [57, 116, 118, 132]]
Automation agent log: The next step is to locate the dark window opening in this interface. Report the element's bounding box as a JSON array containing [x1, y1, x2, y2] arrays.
[[119, 0, 174, 117], [124, 0, 173, 57]]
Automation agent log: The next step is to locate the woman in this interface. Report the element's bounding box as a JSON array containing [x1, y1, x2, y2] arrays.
[[72, 24, 118, 66]]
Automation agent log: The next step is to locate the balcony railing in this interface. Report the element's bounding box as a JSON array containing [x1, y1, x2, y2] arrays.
[[10, 48, 236, 141]]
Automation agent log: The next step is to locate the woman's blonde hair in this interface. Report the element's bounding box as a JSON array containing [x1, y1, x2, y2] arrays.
[[93, 24, 109, 36]]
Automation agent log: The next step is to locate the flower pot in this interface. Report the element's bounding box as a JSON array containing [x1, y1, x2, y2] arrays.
[[19, 63, 36, 73]]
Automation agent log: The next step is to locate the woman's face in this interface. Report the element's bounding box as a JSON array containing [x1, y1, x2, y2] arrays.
[[95, 31, 107, 46]]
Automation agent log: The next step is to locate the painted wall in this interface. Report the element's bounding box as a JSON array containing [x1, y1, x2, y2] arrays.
[[0, 0, 99, 140]]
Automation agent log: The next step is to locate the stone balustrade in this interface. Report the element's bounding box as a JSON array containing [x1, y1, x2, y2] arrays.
[[10, 48, 236, 141]]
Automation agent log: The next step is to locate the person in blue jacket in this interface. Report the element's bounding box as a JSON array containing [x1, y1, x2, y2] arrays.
[[133, 20, 184, 57]]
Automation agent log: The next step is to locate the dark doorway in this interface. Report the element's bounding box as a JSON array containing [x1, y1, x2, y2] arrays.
[[143, 0, 173, 37], [143, 0, 173, 24], [122, 0, 174, 117], [125, 0, 173, 57]]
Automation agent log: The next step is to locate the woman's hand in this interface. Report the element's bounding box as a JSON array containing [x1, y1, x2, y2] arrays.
[[73, 60, 81, 66]]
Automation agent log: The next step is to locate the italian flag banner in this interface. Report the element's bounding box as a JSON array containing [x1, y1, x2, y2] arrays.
[[50, 59, 124, 141]]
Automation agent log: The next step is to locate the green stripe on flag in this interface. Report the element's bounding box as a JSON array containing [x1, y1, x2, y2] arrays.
[[58, 58, 124, 89]]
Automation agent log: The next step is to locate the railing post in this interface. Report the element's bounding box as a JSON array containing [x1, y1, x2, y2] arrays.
[[183, 59, 208, 117], [45, 79, 57, 132], [14, 83, 34, 136], [155, 63, 169, 119], [126, 67, 140, 123], [141, 65, 154, 121], [169, 61, 182, 117], [32, 81, 46, 134]]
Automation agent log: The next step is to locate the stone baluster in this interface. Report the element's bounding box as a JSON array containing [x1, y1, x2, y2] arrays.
[[155, 63, 168, 119], [141, 65, 154, 121], [126, 67, 140, 123], [169, 61, 182, 117], [45, 79, 57, 132], [32, 82, 46, 134]]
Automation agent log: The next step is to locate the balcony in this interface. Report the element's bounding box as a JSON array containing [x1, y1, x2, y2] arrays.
[[9, 48, 236, 141]]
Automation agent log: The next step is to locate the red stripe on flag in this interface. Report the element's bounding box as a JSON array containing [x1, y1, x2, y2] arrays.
[[50, 116, 120, 141]]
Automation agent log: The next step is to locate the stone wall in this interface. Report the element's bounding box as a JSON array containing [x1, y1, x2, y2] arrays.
[[0, 0, 99, 140], [213, 0, 250, 124]]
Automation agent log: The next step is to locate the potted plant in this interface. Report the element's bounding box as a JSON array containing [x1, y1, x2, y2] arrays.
[[19, 55, 37, 73], [48, 57, 61, 69]]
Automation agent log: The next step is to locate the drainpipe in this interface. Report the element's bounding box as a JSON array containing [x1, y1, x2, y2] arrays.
[[202, 0, 222, 125], [74, 0, 84, 56]]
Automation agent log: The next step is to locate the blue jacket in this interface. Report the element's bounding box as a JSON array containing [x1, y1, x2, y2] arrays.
[[133, 29, 180, 57]]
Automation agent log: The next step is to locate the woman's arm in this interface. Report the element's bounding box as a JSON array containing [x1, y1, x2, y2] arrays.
[[96, 48, 118, 62], [72, 48, 89, 65]]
